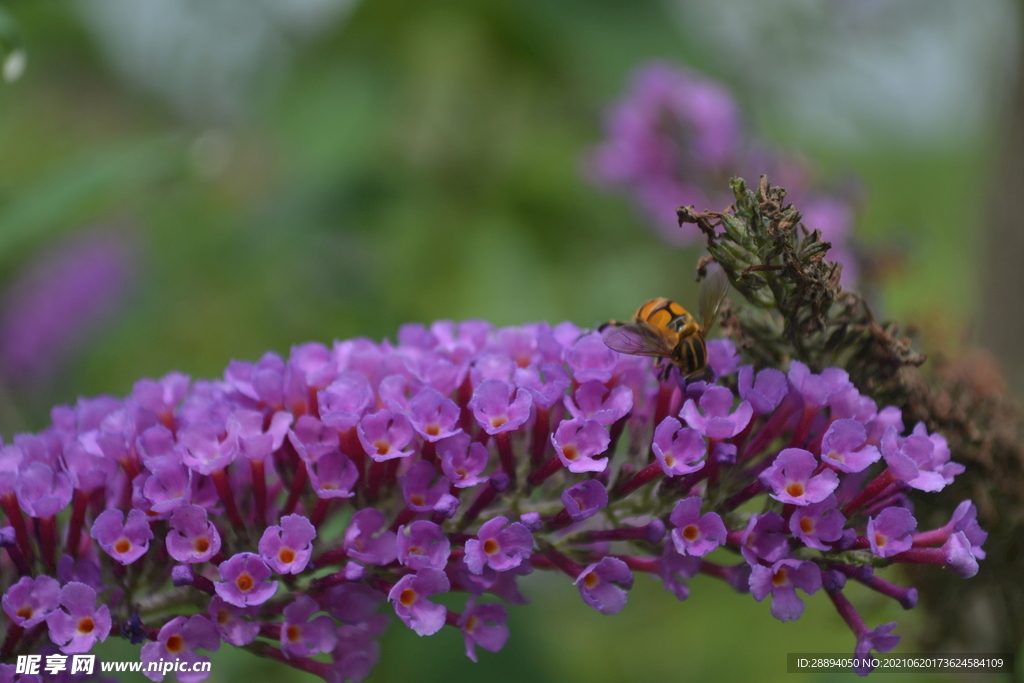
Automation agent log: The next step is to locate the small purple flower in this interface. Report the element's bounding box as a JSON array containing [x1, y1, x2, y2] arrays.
[[289, 416, 341, 464], [344, 508, 398, 566], [179, 421, 237, 475], [564, 381, 632, 426], [940, 531, 980, 578], [868, 508, 916, 558], [405, 388, 461, 441], [655, 545, 702, 601], [787, 361, 851, 410], [854, 622, 900, 674], [90, 508, 154, 565], [551, 418, 610, 473], [281, 595, 337, 658], [819, 419, 880, 473], [882, 423, 964, 492], [706, 339, 740, 378], [737, 366, 789, 414], [2, 575, 60, 628], [357, 410, 415, 463], [575, 557, 634, 615], [397, 521, 451, 571], [465, 516, 533, 575], [207, 596, 259, 646], [259, 514, 316, 574], [470, 354, 515, 385], [142, 460, 192, 514], [514, 363, 570, 409], [307, 452, 359, 499], [214, 553, 278, 607], [761, 448, 839, 506], [651, 417, 706, 476], [388, 568, 450, 636], [565, 332, 617, 384], [16, 462, 72, 518], [45, 582, 112, 654], [468, 379, 533, 435], [400, 461, 459, 516], [318, 372, 373, 431], [739, 512, 790, 566], [141, 615, 220, 683], [749, 559, 822, 622], [438, 433, 490, 489], [458, 598, 509, 662], [788, 495, 845, 551], [679, 386, 752, 439], [167, 504, 221, 564], [669, 496, 726, 557], [561, 480, 608, 522]]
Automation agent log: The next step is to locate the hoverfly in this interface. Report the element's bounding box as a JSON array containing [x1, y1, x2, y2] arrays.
[[600, 266, 730, 381]]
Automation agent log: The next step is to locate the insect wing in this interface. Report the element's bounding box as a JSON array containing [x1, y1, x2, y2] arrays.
[[602, 322, 675, 358], [698, 265, 730, 333]]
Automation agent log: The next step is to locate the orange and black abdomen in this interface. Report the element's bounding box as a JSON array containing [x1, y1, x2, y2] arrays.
[[633, 298, 695, 336], [672, 331, 707, 376]]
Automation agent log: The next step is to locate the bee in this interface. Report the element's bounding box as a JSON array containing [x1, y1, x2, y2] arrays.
[[600, 266, 730, 381]]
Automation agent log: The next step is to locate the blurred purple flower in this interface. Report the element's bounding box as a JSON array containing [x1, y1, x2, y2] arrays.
[[0, 229, 137, 383]]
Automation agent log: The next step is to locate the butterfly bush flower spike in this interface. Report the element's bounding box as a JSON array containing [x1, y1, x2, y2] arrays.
[[0, 306, 981, 679]]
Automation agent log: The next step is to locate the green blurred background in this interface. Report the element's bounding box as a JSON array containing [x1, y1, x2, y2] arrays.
[[0, 0, 1019, 681]]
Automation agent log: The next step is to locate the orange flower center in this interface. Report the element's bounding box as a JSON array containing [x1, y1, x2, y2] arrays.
[[682, 525, 700, 542], [193, 537, 210, 553], [664, 454, 676, 467], [217, 609, 230, 625], [827, 450, 843, 463], [286, 625, 302, 642], [373, 441, 390, 455], [772, 568, 789, 587], [236, 573, 254, 592], [165, 635, 184, 653], [426, 425, 440, 437], [562, 445, 578, 461], [483, 539, 500, 555], [114, 538, 132, 555], [15, 607, 32, 620], [278, 548, 296, 564], [490, 416, 508, 429], [875, 533, 887, 547], [583, 573, 600, 590], [465, 615, 479, 632], [410, 495, 425, 506], [399, 589, 417, 607], [799, 518, 815, 534], [77, 618, 95, 635], [785, 482, 805, 498]]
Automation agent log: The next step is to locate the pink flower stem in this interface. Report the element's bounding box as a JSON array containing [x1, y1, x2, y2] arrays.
[[38, 515, 57, 574], [1, 494, 34, 566], [842, 469, 896, 517], [0, 624, 23, 660], [210, 468, 245, 529], [530, 407, 551, 469], [614, 462, 663, 498], [526, 455, 562, 488], [250, 459, 267, 526], [309, 498, 331, 529], [495, 432, 516, 488], [420, 440, 436, 465], [65, 489, 90, 559]]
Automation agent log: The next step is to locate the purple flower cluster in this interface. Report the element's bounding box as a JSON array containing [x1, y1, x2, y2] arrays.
[[586, 62, 858, 285], [0, 321, 982, 680]]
